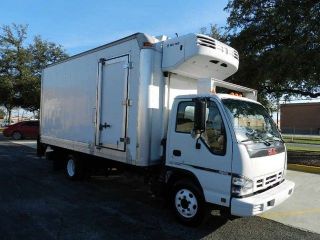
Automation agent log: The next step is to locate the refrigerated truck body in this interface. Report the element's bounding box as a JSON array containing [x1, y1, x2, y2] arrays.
[[38, 32, 294, 225]]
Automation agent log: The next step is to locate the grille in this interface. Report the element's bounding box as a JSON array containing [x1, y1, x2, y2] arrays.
[[255, 171, 283, 191], [196, 35, 239, 60], [233, 50, 239, 60], [196, 35, 216, 49]]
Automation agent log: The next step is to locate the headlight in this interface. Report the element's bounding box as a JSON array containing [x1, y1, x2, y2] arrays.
[[232, 175, 254, 197]]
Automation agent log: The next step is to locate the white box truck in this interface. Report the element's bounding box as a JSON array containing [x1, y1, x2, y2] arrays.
[[38, 33, 294, 225]]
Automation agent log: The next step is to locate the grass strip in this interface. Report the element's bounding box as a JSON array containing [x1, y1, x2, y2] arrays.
[[288, 164, 320, 174]]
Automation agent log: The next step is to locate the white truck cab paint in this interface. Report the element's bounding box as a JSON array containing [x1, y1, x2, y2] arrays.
[[166, 94, 294, 218], [38, 32, 294, 226]]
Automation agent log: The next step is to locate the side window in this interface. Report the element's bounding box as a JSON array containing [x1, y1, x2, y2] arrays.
[[24, 122, 33, 126], [175, 101, 195, 133], [31, 121, 39, 127], [202, 101, 226, 155]]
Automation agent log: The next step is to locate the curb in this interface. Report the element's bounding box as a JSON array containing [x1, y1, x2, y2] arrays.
[[288, 164, 320, 174]]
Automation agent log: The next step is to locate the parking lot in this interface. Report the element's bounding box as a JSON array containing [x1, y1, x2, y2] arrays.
[[261, 171, 320, 234], [0, 135, 319, 240]]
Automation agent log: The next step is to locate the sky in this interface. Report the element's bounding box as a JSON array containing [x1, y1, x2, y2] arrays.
[[0, 0, 229, 55], [1, 0, 230, 117]]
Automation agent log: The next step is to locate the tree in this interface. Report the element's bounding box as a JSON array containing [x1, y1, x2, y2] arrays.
[[0, 24, 30, 121], [0, 108, 5, 119], [21, 36, 68, 112], [200, 24, 227, 42], [0, 24, 68, 118], [224, 0, 320, 101]]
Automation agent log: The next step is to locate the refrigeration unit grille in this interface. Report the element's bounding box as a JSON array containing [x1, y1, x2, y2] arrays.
[[196, 35, 239, 60], [196, 35, 216, 49]]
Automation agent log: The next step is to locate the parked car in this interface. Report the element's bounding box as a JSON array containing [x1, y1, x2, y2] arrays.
[[2, 120, 39, 140]]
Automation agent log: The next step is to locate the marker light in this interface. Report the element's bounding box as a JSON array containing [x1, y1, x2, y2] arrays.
[[143, 42, 153, 47]]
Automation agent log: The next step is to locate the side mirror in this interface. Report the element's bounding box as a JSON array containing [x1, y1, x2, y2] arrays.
[[191, 129, 201, 139], [193, 99, 206, 136]]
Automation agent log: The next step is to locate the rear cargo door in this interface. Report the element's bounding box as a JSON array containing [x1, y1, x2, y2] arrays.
[[96, 55, 129, 151]]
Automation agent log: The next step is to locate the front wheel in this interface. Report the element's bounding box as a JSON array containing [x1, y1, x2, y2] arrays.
[[171, 180, 207, 226], [66, 155, 84, 180]]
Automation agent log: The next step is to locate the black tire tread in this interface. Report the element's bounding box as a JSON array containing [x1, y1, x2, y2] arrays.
[[66, 154, 85, 180], [12, 131, 23, 140], [171, 179, 208, 226]]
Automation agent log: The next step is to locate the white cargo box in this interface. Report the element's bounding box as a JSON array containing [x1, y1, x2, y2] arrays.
[[41, 33, 160, 166], [40, 32, 240, 167]]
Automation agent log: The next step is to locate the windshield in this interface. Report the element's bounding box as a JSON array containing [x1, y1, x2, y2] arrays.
[[222, 99, 281, 143]]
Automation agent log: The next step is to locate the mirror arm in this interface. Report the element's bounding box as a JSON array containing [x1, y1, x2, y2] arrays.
[[195, 136, 202, 149]]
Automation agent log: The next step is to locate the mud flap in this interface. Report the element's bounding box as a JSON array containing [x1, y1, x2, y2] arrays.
[[37, 135, 47, 157]]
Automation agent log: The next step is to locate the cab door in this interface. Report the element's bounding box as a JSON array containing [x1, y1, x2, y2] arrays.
[[167, 98, 233, 206]]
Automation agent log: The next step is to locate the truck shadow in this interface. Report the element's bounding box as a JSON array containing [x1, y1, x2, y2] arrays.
[[0, 137, 232, 240], [2, 141, 318, 240]]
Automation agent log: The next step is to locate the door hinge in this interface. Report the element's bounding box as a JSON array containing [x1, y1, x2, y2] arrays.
[[122, 99, 132, 106], [123, 62, 133, 69], [120, 137, 130, 144], [99, 58, 106, 65]]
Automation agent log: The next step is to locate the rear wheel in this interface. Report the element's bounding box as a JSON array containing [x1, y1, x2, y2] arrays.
[[171, 179, 207, 226], [66, 155, 84, 180], [12, 131, 22, 140]]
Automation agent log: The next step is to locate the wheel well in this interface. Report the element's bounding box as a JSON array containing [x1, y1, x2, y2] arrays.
[[166, 168, 204, 196]]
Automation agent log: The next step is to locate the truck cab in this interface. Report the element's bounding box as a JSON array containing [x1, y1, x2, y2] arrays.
[[165, 92, 294, 225]]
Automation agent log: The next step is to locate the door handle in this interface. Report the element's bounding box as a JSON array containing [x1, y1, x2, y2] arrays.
[[99, 122, 111, 131], [173, 149, 181, 157]]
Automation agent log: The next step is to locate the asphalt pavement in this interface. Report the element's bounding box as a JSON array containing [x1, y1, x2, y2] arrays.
[[9, 139, 37, 149], [0, 135, 319, 240]]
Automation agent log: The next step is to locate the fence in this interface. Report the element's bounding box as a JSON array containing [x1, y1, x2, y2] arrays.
[[281, 127, 320, 135]]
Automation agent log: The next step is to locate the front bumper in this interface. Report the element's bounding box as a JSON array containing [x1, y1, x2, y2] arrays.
[[2, 131, 10, 137], [231, 180, 295, 216]]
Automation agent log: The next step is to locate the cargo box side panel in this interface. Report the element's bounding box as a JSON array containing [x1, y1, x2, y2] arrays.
[[41, 39, 141, 164], [149, 50, 165, 164], [42, 61, 95, 144], [168, 74, 197, 109]]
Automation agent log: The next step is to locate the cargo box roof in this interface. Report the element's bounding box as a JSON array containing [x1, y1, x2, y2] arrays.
[[46, 32, 157, 68], [175, 93, 259, 103]]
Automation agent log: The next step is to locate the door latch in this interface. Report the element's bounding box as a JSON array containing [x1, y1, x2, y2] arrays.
[[99, 122, 111, 131], [120, 137, 130, 144], [99, 58, 106, 65]]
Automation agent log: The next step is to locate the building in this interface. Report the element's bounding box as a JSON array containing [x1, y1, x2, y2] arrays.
[[280, 102, 320, 135]]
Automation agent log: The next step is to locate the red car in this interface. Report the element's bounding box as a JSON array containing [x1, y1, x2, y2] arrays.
[[2, 120, 39, 140]]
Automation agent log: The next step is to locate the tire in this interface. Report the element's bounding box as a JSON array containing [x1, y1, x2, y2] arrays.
[[66, 154, 85, 180], [171, 179, 207, 226], [12, 131, 22, 140]]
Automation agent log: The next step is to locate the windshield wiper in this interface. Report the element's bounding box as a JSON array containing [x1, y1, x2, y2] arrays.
[[241, 137, 271, 146], [272, 136, 284, 143], [240, 139, 253, 143]]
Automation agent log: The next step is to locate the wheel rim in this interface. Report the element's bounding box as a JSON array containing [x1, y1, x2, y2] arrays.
[[175, 188, 198, 218], [67, 159, 75, 177], [13, 132, 21, 140]]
